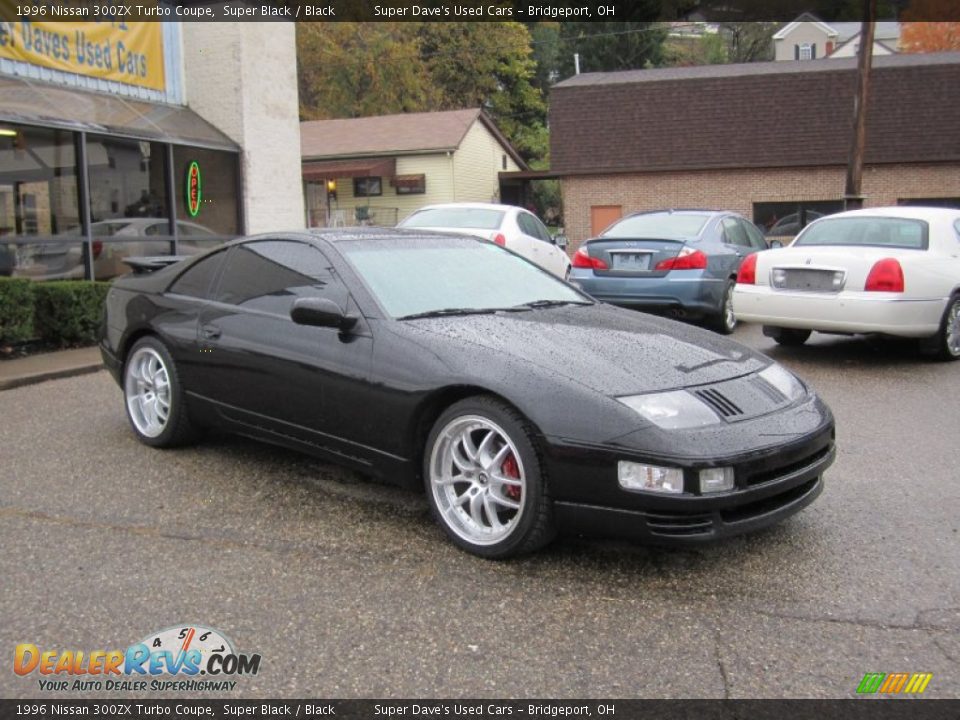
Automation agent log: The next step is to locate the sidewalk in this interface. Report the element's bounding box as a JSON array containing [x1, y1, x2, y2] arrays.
[[0, 346, 104, 391]]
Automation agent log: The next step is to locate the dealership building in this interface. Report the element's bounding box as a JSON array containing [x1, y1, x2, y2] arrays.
[[0, 20, 303, 280]]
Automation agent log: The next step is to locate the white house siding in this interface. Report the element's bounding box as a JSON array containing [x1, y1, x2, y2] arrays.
[[313, 153, 455, 227], [452, 120, 521, 203], [182, 22, 304, 234], [774, 25, 834, 61]]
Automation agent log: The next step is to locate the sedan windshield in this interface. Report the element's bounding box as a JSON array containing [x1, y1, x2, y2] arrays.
[[400, 207, 504, 230], [602, 213, 711, 239], [339, 237, 589, 319], [794, 217, 928, 250]]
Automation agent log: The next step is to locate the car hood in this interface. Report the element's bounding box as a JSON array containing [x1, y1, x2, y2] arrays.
[[398, 303, 769, 397]]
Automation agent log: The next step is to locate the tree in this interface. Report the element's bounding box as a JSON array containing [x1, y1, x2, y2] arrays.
[[418, 22, 548, 161], [719, 22, 776, 63], [900, 22, 960, 52], [297, 23, 435, 120]]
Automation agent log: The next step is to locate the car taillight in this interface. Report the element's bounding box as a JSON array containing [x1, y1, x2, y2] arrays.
[[655, 247, 708, 271], [864, 258, 904, 292], [736, 253, 758, 285], [492, 233, 506, 247], [572, 246, 608, 270], [92, 241, 103, 260]]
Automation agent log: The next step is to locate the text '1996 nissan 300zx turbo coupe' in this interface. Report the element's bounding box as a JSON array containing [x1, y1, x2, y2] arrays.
[[100, 228, 835, 558]]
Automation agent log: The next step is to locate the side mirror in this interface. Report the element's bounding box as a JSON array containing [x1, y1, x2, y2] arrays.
[[768, 239, 784, 249], [555, 233, 568, 250], [290, 297, 358, 332]]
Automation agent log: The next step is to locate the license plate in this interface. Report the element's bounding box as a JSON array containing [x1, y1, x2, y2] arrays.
[[611, 253, 651, 271], [779, 269, 839, 291]]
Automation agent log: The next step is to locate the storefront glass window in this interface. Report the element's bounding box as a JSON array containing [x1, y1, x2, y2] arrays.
[[87, 135, 171, 280], [0, 124, 82, 280], [173, 146, 240, 245]]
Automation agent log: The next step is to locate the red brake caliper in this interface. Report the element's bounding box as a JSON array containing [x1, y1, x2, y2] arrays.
[[501, 453, 521, 501]]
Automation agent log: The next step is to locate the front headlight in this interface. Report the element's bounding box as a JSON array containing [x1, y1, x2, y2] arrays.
[[618, 461, 684, 494], [618, 390, 720, 429], [758, 363, 806, 401]]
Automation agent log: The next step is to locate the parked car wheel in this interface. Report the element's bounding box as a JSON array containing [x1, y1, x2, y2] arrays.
[[765, 327, 812, 347], [711, 280, 737, 335], [425, 396, 555, 558], [924, 294, 960, 361], [123, 337, 199, 447]]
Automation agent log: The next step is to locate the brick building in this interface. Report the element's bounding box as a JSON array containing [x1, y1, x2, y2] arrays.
[[550, 52, 960, 249]]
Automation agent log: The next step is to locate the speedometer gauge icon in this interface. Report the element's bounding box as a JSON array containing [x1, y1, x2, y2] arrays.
[[140, 624, 235, 671]]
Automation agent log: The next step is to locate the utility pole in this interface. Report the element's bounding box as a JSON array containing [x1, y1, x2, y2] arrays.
[[844, 0, 877, 210]]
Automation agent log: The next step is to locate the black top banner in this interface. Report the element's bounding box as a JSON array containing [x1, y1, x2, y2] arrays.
[[3, 700, 960, 720], [3, 1, 959, 23]]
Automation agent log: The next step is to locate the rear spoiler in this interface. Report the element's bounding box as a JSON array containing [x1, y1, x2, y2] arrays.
[[122, 256, 187, 274]]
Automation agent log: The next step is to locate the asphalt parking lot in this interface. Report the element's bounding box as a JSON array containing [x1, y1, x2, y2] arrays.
[[1, 323, 958, 699]]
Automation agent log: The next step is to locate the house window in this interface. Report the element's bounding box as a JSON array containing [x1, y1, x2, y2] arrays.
[[393, 174, 425, 195], [353, 176, 382, 197], [799, 43, 814, 60]]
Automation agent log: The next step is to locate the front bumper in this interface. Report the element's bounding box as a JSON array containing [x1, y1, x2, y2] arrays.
[[733, 285, 944, 337], [544, 423, 835, 543]]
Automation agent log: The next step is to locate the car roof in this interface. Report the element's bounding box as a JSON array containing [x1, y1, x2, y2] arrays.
[[408, 202, 520, 212], [624, 209, 732, 218], [264, 226, 486, 245]]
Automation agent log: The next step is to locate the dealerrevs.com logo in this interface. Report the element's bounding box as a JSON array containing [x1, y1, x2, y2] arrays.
[[14, 625, 261, 692]]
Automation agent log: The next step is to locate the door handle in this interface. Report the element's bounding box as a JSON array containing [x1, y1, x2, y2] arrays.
[[201, 325, 221, 340]]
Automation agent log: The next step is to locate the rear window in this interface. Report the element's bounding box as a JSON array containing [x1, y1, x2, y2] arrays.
[[400, 208, 504, 230], [794, 217, 928, 250], [602, 213, 711, 239]]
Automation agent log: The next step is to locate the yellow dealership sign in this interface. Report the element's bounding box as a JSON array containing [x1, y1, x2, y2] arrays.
[[0, 21, 165, 92]]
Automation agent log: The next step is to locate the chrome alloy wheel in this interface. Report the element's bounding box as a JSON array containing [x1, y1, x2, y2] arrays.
[[124, 347, 172, 438], [429, 415, 526, 546], [947, 299, 960, 357]]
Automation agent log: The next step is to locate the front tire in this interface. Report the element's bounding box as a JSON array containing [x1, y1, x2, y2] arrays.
[[123, 337, 199, 447], [424, 396, 555, 559]]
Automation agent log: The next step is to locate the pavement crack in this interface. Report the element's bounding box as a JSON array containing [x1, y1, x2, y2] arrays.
[[712, 626, 732, 700], [742, 606, 955, 632]]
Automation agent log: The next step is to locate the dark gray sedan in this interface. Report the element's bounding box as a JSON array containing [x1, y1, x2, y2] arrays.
[[569, 210, 770, 334]]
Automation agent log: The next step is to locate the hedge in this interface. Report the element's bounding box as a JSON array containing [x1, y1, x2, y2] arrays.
[[0, 278, 36, 344], [0, 278, 111, 347]]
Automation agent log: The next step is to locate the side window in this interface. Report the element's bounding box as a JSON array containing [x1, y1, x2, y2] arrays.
[[954, 219, 960, 242], [721, 217, 750, 248], [168, 249, 228, 299], [215, 240, 348, 316], [741, 220, 767, 250], [531, 215, 554, 243], [518, 213, 550, 243]]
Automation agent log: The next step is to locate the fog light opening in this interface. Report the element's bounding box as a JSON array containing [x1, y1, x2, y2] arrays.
[[618, 461, 684, 494], [699, 467, 735, 493]]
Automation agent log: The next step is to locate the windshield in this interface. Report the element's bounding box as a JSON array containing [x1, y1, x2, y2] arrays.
[[399, 207, 504, 230], [602, 213, 711, 239], [794, 217, 928, 250], [339, 236, 589, 319]]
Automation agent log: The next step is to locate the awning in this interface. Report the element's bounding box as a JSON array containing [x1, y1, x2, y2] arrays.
[[302, 157, 396, 180], [0, 74, 238, 151]]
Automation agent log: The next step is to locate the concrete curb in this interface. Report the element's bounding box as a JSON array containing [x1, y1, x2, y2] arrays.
[[0, 362, 105, 392]]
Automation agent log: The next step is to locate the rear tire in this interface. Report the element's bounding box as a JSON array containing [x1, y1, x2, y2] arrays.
[[765, 326, 811, 347], [123, 337, 199, 447], [710, 280, 737, 335], [424, 396, 556, 559], [921, 294, 960, 361]]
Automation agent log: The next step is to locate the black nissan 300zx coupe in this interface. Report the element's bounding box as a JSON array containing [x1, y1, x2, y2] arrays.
[[100, 228, 835, 558]]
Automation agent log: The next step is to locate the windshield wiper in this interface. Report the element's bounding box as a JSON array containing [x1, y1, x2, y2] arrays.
[[397, 307, 504, 321], [513, 299, 593, 310]]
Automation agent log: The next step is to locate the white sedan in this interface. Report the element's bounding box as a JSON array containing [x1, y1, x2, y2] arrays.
[[733, 206, 960, 360], [397, 202, 571, 279]]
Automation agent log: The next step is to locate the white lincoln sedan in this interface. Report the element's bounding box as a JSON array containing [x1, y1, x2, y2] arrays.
[[733, 206, 960, 360]]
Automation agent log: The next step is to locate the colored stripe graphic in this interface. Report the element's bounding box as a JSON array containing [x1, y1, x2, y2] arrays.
[[857, 672, 932, 694]]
